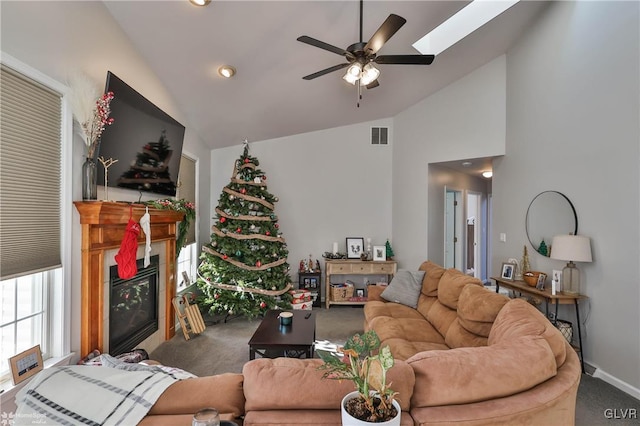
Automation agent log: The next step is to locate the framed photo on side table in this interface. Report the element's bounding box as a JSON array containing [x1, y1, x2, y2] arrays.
[[346, 237, 364, 259], [500, 262, 515, 281], [373, 246, 386, 261], [9, 344, 43, 385]]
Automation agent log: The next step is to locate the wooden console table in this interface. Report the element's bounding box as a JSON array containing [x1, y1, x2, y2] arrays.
[[325, 260, 396, 309], [491, 276, 588, 373]]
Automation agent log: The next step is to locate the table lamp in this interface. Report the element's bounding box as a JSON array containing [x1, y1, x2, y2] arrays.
[[550, 235, 592, 294]]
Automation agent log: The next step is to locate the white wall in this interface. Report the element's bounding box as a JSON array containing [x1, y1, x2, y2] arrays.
[[210, 119, 394, 288], [493, 0, 640, 394], [392, 55, 507, 270], [0, 1, 212, 357]]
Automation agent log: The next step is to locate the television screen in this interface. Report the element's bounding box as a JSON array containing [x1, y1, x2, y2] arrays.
[[97, 71, 185, 197]]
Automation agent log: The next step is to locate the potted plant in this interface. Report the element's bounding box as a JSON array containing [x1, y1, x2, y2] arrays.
[[317, 330, 400, 425]]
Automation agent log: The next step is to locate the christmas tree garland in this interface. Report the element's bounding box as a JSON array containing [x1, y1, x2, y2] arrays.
[[211, 226, 285, 243], [197, 268, 292, 296], [222, 187, 274, 210], [215, 207, 273, 222], [202, 246, 287, 270]]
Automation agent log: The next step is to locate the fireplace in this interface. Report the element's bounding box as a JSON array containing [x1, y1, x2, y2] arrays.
[[109, 255, 159, 356]]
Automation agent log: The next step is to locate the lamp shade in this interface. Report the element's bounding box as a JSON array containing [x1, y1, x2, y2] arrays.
[[550, 235, 592, 262]]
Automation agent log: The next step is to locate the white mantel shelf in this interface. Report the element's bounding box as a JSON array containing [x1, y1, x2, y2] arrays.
[[74, 201, 184, 356]]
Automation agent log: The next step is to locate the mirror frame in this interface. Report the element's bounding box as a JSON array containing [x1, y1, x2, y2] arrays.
[[525, 190, 578, 255]]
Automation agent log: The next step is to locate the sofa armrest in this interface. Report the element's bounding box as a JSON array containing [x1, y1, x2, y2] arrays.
[[366, 284, 386, 302], [148, 373, 245, 418]]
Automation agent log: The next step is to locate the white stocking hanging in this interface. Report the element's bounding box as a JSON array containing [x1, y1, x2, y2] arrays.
[[140, 206, 151, 268]]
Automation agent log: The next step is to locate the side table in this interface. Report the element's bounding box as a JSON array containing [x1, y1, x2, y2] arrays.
[[491, 276, 588, 373]]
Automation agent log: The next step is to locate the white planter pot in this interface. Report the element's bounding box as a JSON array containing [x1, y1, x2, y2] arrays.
[[340, 391, 401, 426]]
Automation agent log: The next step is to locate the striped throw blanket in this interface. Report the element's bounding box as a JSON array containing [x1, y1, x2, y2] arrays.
[[14, 355, 192, 425]]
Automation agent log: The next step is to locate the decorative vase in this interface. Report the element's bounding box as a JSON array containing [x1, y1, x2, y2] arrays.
[[82, 156, 98, 200], [340, 391, 401, 426]]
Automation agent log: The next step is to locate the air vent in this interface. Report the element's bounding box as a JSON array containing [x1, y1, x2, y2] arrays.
[[371, 127, 388, 145]]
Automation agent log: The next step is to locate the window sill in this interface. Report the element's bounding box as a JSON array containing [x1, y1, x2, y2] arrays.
[[0, 353, 75, 406]]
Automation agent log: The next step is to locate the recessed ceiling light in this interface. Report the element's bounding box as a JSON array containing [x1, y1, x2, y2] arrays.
[[189, 0, 211, 6], [462, 161, 472, 167], [218, 65, 236, 78], [413, 0, 520, 55], [482, 171, 493, 178]]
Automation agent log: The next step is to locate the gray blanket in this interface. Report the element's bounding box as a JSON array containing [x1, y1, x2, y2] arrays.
[[14, 355, 191, 425]]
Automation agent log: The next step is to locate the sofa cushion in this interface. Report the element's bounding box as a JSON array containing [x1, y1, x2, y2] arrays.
[[418, 261, 446, 297], [383, 338, 450, 361], [415, 294, 437, 319], [242, 358, 415, 411], [381, 270, 425, 309], [408, 336, 558, 407], [425, 300, 458, 339], [437, 269, 482, 310], [369, 316, 445, 346], [457, 284, 509, 336], [489, 298, 567, 367], [444, 318, 488, 348], [364, 301, 425, 324]]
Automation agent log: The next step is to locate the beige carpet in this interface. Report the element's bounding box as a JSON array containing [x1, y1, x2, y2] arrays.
[[150, 306, 364, 377]]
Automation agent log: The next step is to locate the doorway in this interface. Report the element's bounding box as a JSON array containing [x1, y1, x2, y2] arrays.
[[444, 188, 462, 269], [466, 191, 482, 279]]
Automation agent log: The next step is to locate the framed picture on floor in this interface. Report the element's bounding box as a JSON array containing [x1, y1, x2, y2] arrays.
[[346, 237, 364, 259]]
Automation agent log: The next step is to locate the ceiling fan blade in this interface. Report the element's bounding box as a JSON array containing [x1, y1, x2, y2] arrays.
[[365, 80, 380, 90], [302, 63, 350, 80], [297, 36, 350, 57], [364, 14, 407, 55], [375, 55, 435, 65]]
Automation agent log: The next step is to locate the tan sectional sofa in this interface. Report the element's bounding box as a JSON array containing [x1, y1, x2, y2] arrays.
[[139, 260, 581, 425]]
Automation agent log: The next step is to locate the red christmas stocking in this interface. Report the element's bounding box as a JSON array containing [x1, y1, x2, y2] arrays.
[[115, 211, 141, 279]]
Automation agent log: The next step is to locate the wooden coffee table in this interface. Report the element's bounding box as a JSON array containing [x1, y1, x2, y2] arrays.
[[248, 310, 316, 360]]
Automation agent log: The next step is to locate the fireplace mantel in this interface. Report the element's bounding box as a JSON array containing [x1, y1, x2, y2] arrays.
[[74, 201, 184, 356]]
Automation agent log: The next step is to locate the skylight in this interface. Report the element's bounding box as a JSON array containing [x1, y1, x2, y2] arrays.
[[412, 0, 520, 56]]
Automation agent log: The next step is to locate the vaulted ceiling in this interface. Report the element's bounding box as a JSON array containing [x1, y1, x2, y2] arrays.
[[103, 1, 548, 150]]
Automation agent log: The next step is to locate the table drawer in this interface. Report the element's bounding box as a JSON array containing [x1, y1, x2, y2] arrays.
[[371, 263, 395, 274], [351, 263, 374, 274], [326, 263, 352, 274]]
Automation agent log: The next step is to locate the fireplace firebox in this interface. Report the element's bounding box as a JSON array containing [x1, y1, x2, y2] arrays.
[[109, 255, 159, 356]]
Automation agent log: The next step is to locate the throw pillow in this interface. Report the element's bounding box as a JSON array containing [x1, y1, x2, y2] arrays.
[[381, 270, 426, 308]]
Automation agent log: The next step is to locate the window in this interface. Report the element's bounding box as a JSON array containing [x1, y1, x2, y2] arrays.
[[176, 242, 198, 290], [176, 154, 197, 290], [0, 55, 71, 386], [0, 270, 59, 381]]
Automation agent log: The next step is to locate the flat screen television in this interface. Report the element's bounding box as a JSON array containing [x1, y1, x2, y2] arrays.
[[97, 71, 185, 197]]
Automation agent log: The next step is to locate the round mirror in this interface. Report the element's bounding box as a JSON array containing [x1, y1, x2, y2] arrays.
[[525, 191, 578, 256]]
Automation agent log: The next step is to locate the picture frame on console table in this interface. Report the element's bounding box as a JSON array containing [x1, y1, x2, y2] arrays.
[[373, 245, 386, 261], [346, 237, 364, 259], [500, 262, 515, 281], [9, 345, 43, 385]]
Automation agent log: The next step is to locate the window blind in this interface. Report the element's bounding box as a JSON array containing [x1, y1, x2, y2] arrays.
[[177, 155, 196, 245], [0, 64, 62, 279]]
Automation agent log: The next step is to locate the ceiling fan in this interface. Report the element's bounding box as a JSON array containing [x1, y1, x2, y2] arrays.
[[297, 0, 435, 104]]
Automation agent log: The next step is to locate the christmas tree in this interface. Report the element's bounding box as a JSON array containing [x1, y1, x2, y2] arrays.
[[385, 239, 394, 260], [197, 142, 292, 318]]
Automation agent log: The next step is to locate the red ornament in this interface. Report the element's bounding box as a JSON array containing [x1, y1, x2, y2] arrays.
[[214, 293, 220, 299], [256, 260, 262, 267], [241, 188, 247, 194], [244, 158, 250, 163], [265, 231, 271, 236], [275, 223, 279, 229], [223, 254, 228, 259], [236, 227, 242, 233], [262, 175, 267, 181], [260, 301, 266, 308], [220, 217, 226, 223]]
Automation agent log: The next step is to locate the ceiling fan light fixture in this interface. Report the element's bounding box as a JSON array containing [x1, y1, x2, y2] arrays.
[[359, 63, 380, 86], [218, 65, 236, 78], [343, 63, 362, 85]]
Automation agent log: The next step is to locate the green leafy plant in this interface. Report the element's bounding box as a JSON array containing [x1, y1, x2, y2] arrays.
[[145, 198, 195, 257], [317, 330, 398, 422]]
